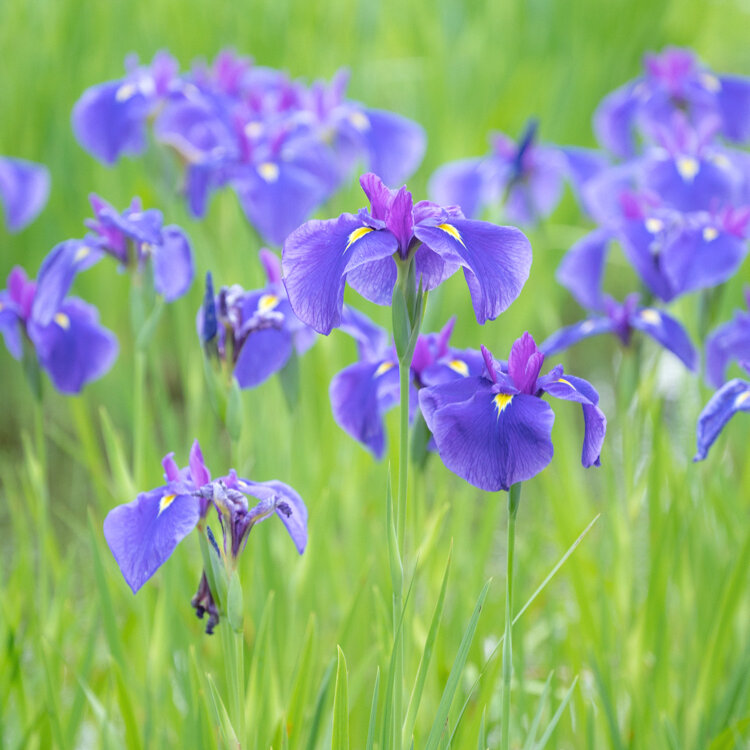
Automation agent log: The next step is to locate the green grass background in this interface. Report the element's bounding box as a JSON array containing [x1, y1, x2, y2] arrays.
[[1, 0, 750, 747]]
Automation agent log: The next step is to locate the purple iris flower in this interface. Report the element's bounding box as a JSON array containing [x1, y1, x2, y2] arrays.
[[540, 293, 698, 371], [428, 120, 603, 225], [594, 47, 750, 158], [73, 51, 179, 165], [0, 157, 50, 232], [694, 363, 750, 461], [329, 309, 484, 458], [705, 289, 750, 388], [282, 172, 532, 335], [419, 333, 606, 492], [103, 440, 307, 627], [32, 195, 194, 326], [0, 266, 117, 394], [198, 250, 315, 389]]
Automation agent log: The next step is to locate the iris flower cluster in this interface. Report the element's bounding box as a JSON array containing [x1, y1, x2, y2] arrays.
[[428, 118, 607, 226], [557, 47, 750, 305], [103, 440, 307, 633], [0, 156, 50, 233], [73, 50, 426, 245]]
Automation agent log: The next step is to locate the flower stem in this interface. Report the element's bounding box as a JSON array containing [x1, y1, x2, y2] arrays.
[[220, 619, 246, 746], [501, 482, 521, 750], [397, 358, 410, 554], [133, 350, 146, 488]]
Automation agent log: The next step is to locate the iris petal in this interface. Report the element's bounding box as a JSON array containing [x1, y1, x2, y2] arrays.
[[694, 379, 750, 461]]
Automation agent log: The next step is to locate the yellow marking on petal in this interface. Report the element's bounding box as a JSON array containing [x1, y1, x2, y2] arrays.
[[448, 359, 469, 377], [244, 121, 264, 139], [701, 72, 721, 93], [375, 361, 396, 377], [54, 312, 70, 330], [437, 223, 466, 247], [580, 320, 596, 334], [74, 245, 91, 263], [702, 226, 719, 242], [345, 225, 374, 251], [159, 493, 177, 514], [558, 377, 575, 389], [258, 294, 280, 313], [645, 218, 664, 234], [493, 393, 513, 415], [710, 153, 731, 171], [141, 242, 153, 256], [349, 111, 371, 131], [258, 162, 280, 183], [676, 156, 700, 182], [115, 82, 138, 102], [735, 391, 750, 408], [640, 308, 661, 325]]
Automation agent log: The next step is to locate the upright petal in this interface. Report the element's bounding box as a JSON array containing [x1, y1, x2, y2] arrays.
[[628, 306, 698, 371], [507, 332, 544, 394], [189, 440, 211, 488], [540, 374, 607, 467], [414, 219, 531, 324], [593, 83, 640, 158], [103, 487, 201, 593], [29, 297, 118, 394], [694, 379, 750, 461], [0, 157, 50, 232], [152, 226, 194, 301], [428, 157, 487, 219], [717, 76, 750, 143], [423, 383, 555, 491]]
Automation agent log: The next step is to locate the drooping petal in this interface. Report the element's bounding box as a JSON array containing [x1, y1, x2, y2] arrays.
[[556, 228, 612, 311], [717, 76, 750, 143], [329, 359, 400, 459], [539, 317, 616, 356], [234, 327, 293, 388], [422, 383, 555, 492], [540, 374, 607, 467], [705, 313, 750, 388], [103, 487, 201, 593], [0, 291, 22, 359], [152, 226, 194, 301], [558, 147, 610, 215], [694, 379, 750, 461], [0, 157, 50, 232], [32, 240, 104, 326], [419, 348, 486, 387], [28, 297, 118, 394], [414, 219, 531, 324], [593, 83, 640, 158], [618, 219, 677, 302], [72, 81, 152, 165], [628, 306, 699, 371], [282, 213, 398, 334], [428, 157, 487, 219], [346, 256, 398, 305], [339, 305, 391, 362]]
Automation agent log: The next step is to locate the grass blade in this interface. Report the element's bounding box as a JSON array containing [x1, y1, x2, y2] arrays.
[[535, 676, 579, 749], [366, 668, 381, 750], [332, 645, 349, 750]]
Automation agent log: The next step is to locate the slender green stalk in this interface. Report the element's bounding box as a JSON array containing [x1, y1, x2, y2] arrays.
[[501, 483, 521, 750], [33, 396, 49, 625], [133, 350, 146, 488], [220, 620, 246, 747], [397, 358, 410, 556]]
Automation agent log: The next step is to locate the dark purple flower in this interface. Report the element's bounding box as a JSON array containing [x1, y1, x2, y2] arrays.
[[694, 366, 750, 461], [540, 292, 698, 372], [419, 333, 606, 491], [594, 47, 750, 158], [705, 289, 750, 388], [198, 250, 315, 389], [0, 266, 117, 394], [0, 157, 50, 232], [283, 172, 532, 334], [103, 440, 307, 596], [329, 309, 483, 458], [428, 120, 584, 226]]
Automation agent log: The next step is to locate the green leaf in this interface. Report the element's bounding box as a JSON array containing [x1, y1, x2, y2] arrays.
[[286, 614, 318, 745], [206, 674, 240, 749], [522, 672, 554, 750], [424, 580, 491, 750], [366, 668, 380, 750], [477, 710, 486, 750], [99, 407, 136, 500], [134, 295, 165, 350], [534, 676, 578, 749], [226, 572, 244, 632], [409, 410, 432, 469], [332, 646, 349, 750], [403, 544, 452, 744], [708, 717, 750, 750], [304, 658, 336, 750], [198, 527, 228, 613], [278, 349, 301, 412]]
